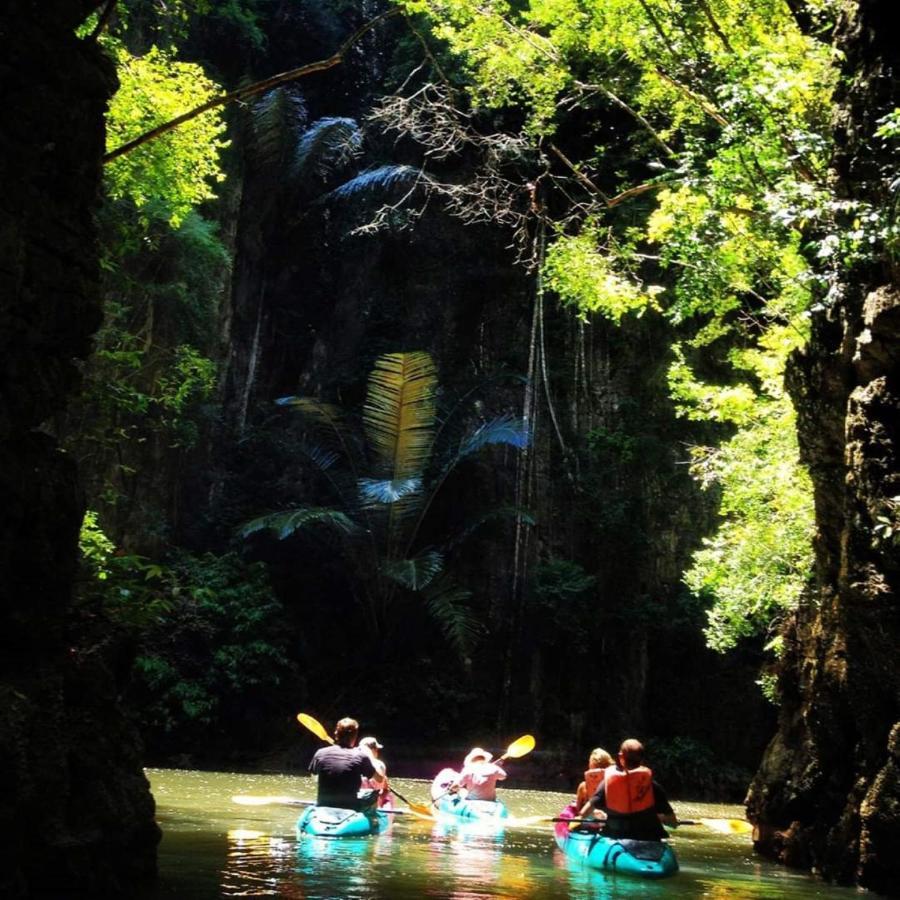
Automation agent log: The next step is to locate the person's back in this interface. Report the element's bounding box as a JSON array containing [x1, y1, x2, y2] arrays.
[[308, 717, 379, 809], [578, 738, 676, 841], [600, 762, 665, 840], [457, 748, 506, 801], [575, 747, 614, 808]]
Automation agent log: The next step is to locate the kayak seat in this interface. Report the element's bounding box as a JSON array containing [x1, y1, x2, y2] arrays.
[[617, 839, 668, 861]]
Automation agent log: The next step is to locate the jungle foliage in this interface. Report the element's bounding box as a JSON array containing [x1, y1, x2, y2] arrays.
[[390, 0, 847, 661], [242, 351, 529, 658]]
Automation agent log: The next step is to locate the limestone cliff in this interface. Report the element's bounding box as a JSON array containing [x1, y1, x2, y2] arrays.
[[0, 2, 159, 895], [746, 1, 900, 893]]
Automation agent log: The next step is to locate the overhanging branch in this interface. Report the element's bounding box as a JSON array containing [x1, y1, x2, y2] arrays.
[[103, 8, 399, 163]]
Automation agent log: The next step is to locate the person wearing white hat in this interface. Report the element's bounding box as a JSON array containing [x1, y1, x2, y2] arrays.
[[452, 747, 507, 801]]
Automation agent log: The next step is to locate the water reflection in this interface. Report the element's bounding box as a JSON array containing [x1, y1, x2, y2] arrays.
[[148, 770, 861, 900], [221, 827, 298, 898]]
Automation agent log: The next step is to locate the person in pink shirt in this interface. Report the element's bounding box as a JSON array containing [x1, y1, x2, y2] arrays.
[[453, 747, 507, 801]]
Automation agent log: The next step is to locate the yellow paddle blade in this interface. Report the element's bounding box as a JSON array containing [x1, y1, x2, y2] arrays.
[[504, 734, 536, 758], [699, 817, 753, 834], [297, 712, 334, 744]]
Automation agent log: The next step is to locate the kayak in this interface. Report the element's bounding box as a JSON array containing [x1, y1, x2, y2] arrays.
[[296, 805, 391, 838], [430, 767, 509, 821], [435, 793, 509, 820], [554, 808, 678, 879]]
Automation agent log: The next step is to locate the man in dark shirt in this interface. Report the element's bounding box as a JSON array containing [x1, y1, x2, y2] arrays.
[[578, 738, 677, 840], [308, 716, 384, 809]]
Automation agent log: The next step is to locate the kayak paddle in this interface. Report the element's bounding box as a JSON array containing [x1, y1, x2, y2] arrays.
[[388, 786, 435, 819], [533, 815, 752, 833], [297, 712, 334, 744], [496, 733, 536, 762], [432, 734, 536, 805], [233, 794, 314, 807], [231, 794, 417, 814]]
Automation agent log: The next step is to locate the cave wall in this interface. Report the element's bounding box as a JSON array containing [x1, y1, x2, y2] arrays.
[[0, 3, 159, 895], [746, 0, 900, 892]]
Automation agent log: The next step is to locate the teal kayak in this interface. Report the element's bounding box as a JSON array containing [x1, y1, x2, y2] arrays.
[[435, 794, 509, 821], [296, 805, 391, 838], [430, 767, 508, 822], [554, 822, 678, 879]]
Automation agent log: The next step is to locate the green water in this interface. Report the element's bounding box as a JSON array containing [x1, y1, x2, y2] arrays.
[[147, 769, 857, 899]]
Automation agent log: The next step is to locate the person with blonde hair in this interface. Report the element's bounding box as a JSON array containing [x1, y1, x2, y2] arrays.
[[575, 747, 615, 808], [578, 738, 677, 840]]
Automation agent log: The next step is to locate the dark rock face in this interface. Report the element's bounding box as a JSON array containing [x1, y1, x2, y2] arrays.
[[746, 1, 900, 892], [210, 5, 770, 773], [0, 2, 159, 895]]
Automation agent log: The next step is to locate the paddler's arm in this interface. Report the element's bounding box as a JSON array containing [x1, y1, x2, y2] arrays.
[[654, 782, 677, 827], [361, 747, 386, 786]]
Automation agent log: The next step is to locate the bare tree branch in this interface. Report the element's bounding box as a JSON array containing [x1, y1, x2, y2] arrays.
[[103, 9, 400, 163], [89, 0, 118, 41]]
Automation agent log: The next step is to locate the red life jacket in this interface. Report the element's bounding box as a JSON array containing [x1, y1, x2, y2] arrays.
[[583, 768, 605, 798], [603, 765, 655, 814]]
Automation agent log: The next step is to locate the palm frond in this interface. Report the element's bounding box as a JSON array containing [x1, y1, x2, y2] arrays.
[[293, 117, 363, 179], [363, 352, 437, 481], [456, 414, 530, 460], [248, 87, 307, 173], [422, 577, 482, 657], [381, 550, 444, 590], [276, 395, 348, 435], [358, 476, 423, 505], [444, 506, 535, 551], [240, 506, 359, 541], [328, 165, 423, 201], [296, 440, 339, 473]]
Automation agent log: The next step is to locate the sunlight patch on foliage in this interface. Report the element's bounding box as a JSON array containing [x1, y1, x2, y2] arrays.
[[544, 230, 662, 322], [105, 43, 229, 226]]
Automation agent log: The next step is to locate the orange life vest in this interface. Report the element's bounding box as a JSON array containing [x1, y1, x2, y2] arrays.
[[603, 765, 655, 814], [583, 768, 605, 798]]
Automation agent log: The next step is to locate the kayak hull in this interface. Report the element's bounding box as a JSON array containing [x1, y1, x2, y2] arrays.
[[431, 768, 508, 821], [296, 805, 390, 838], [435, 794, 509, 820], [554, 808, 678, 879]]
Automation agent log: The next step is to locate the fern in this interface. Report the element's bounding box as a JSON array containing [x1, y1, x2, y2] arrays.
[[358, 476, 423, 505], [422, 577, 482, 656], [240, 506, 358, 540], [363, 352, 437, 481], [293, 117, 363, 179], [444, 506, 535, 551], [382, 550, 444, 590], [249, 87, 307, 174], [328, 165, 423, 201], [456, 414, 530, 460]]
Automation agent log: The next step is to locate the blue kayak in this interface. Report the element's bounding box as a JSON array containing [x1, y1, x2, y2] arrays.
[[296, 805, 391, 838], [435, 794, 509, 821], [554, 825, 679, 879]]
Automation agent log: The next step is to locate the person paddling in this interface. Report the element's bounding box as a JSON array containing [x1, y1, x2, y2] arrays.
[[577, 738, 677, 840], [451, 747, 507, 802], [359, 735, 391, 808], [308, 717, 385, 810]]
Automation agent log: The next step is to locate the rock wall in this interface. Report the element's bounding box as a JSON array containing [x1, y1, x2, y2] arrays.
[[0, 2, 159, 895], [209, 2, 769, 768], [746, 0, 900, 893]]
